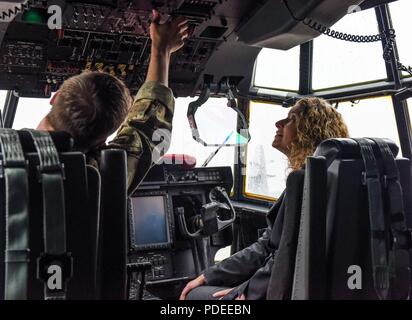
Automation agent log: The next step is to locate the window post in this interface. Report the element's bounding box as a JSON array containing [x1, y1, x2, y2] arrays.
[[376, 4, 412, 159], [3, 90, 19, 128], [299, 41, 313, 95]]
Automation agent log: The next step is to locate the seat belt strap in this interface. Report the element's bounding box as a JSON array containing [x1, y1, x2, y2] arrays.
[[0, 129, 30, 300], [369, 138, 410, 244], [369, 138, 411, 297], [23, 129, 72, 300], [354, 138, 390, 300]]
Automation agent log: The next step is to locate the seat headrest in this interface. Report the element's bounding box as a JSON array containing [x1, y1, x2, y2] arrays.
[[17, 130, 74, 153], [313, 138, 399, 167]]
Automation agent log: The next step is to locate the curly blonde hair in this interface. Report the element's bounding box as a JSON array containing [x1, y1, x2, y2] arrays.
[[288, 97, 349, 171]]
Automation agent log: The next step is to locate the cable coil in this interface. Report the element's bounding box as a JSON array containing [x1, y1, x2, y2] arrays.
[[0, 0, 44, 21], [282, 0, 412, 76]]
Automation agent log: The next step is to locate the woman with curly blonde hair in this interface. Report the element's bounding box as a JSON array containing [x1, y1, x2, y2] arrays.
[[273, 97, 349, 170], [181, 97, 349, 301]]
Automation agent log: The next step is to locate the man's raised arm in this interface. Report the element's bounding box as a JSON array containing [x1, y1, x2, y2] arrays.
[[108, 11, 188, 195], [146, 10, 189, 86]]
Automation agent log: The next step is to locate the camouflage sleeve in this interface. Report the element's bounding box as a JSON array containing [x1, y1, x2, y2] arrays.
[[107, 81, 174, 195]]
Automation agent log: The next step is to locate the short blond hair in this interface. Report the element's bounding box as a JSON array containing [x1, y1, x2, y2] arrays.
[[48, 72, 131, 150]]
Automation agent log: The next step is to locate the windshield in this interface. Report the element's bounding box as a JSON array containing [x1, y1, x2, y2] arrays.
[[245, 102, 289, 200], [313, 9, 387, 90], [13, 96, 52, 129], [166, 97, 237, 173], [0, 90, 7, 114], [254, 46, 300, 91]]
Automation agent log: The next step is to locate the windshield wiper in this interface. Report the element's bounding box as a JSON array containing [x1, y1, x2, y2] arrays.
[[201, 131, 234, 167]]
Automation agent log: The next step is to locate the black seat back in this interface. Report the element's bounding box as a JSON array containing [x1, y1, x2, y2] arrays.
[[292, 138, 412, 300], [96, 149, 127, 300], [0, 131, 100, 299], [266, 169, 305, 300], [86, 165, 101, 298], [291, 157, 328, 300]]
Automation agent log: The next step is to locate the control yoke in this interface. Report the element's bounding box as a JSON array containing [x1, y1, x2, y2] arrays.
[[177, 187, 236, 239]]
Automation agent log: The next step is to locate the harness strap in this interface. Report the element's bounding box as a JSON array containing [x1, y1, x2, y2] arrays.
[[23, 129, 72, 300], [369, 138, 411, 298], [354, 138, 390, 300], [0, 129, 30, 300]]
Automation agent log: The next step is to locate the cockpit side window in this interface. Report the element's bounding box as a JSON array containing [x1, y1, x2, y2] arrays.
[[312, 9, 387, 90], [254, 46, 300, 92], [0, 90, 7, 114], [244, 101, 289, 200], [12, 97, 52, 129], [335, 96, 401, 151]]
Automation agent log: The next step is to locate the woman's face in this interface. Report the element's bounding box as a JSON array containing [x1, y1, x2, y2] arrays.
[[272, 104, 300, 155]]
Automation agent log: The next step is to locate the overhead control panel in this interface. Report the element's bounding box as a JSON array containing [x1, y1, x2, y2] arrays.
[[0, 0, 262, 97]]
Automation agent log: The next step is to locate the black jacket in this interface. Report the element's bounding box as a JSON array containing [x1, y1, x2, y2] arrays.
[[203, 193, 286, 299]]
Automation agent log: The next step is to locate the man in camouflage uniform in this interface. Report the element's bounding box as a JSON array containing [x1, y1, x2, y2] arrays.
[[37, 11, 189, 194]]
